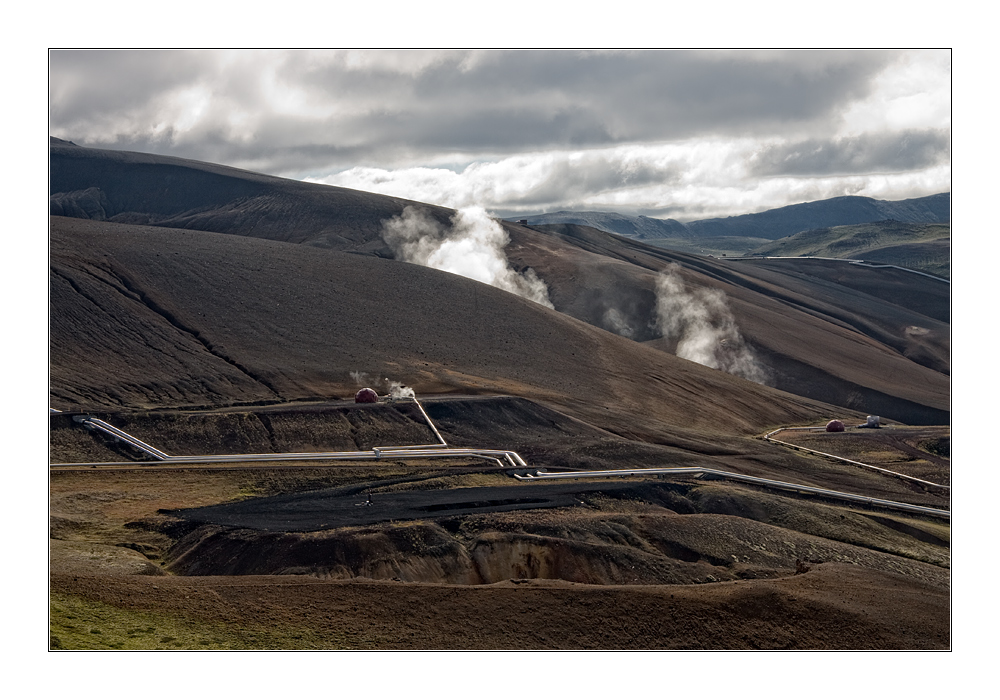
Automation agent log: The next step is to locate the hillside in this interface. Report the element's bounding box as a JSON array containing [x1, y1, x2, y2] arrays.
[[684, 193, 950, 240], [505, 222, 949, 424], [49, 141, 950, 425], [508, 210, 691, 239], [750, 221, 951, 279], [510, 193, 950, 241], [50, 215, 841, 442], [49, 137, 451, 253]]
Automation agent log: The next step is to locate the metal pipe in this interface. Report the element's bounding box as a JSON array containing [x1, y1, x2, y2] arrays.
[[513, 466, 949, 520], [765, 427, 949, 490], [75, 416, 170, 460], [372, 444, 445, 452], [65, 414, 527, 468], [725, 256, 949, 284], [412, 397, 448, 446]]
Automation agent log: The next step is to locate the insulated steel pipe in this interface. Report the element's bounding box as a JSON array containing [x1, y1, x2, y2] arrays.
[[59, 415, 527, 469], [513, 466, 950, 520], [74, 416, 170, 460], [764, 426, 949, 490], [51, 447, 528, 469], [411, 397, 448, 446], [61, 393, 460, 468]]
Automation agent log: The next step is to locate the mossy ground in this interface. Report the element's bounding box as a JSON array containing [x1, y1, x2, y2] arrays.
[[49, 592, 346, 650]]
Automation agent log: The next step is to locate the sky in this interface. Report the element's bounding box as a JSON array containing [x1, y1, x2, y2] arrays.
[[48, 49, 950, 221]]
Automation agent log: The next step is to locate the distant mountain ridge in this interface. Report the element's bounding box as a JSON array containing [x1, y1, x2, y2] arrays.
[[510, 211, 691, 239], [511, 193, 951, 241]]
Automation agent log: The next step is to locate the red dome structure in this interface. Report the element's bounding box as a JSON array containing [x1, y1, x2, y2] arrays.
[[355, 388, 379, 403], [825, 419, 845, 432]]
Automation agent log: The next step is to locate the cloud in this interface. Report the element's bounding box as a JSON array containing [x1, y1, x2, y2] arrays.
[[318, 146, 684, 213], [49, 50, 893, 172], [48, 49, 949, 218], [318, 137, 949, 220], [749, 129, 950, 177]]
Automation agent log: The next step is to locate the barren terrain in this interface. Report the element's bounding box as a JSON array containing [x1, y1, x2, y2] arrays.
[[51, 399, 949, 649], [49, 141, 950, 649]]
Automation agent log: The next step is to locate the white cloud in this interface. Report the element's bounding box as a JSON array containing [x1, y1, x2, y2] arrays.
[[839, 50, 951, 135], [50, 49, 950, 218], [312, 136, 950, 219]]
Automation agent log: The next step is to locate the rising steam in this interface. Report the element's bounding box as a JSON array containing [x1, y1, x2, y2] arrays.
[[381, 206, 554, 308], [601, 308, 636, 339], [652, 265, 768, 384], [349, 371, 416, 399]]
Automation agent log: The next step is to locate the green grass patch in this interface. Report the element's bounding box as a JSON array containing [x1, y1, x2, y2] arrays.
[[50, 593, 351, 650]]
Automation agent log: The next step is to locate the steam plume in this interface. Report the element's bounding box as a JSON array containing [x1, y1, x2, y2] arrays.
[[349, 370, 373, 386], [387, 380, 415, 399], [349, 371, 416, 399], [652, 265, 768, 384], [381, 206, 554, 308], [602, 308, 636, 339]]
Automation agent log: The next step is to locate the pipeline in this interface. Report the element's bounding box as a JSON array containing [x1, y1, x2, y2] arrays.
[[411, 397, 448, 446], [51, 447, 528, 469], [846, 260, 950, 283], [764, 426, 949, 491], [513, 466, 949, 520], [724, 255, 949, 284], [58, 415, 525, 469]]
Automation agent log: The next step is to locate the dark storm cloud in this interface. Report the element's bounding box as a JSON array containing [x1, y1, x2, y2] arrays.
[[49, 49, 895, 175], [749, 129, 950, 177], [301, 49, 893, 152], [49, 50, 210, 123]]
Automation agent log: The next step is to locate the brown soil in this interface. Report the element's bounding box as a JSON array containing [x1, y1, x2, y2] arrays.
[[50, 429, 950, 649], [49, 563, 948, 650]]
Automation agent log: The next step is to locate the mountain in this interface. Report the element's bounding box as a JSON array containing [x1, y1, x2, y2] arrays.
[[685, 193, 950, 240], [514, 193, 951, 241], [49, 139, 949, 426], [49, 136, 451, 254], [751, 221, 951, 279], [51, 215, 842, 443], [508, 210, 691, 239]]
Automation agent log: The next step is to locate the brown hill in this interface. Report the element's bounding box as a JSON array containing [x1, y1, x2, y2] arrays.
[[49, 137, 448, 253], [50, 216, 843, 443], [501, 222, 949, 424], [49, 141, 949, 424]]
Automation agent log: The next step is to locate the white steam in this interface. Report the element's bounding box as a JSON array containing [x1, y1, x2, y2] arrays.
[[381, 205, 554, 308], [349, 372, 416, 400], [387, 380, 415, 400], [349, 370, 374, 386], [653, 265, 768, 384], [602, 308, 636, 339]]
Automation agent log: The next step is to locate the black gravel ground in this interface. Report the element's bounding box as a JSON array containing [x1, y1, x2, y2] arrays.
[[168, 480, 655, 531]]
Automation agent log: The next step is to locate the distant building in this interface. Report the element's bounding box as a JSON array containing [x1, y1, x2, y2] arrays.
[[355, 388, 378, 403]]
